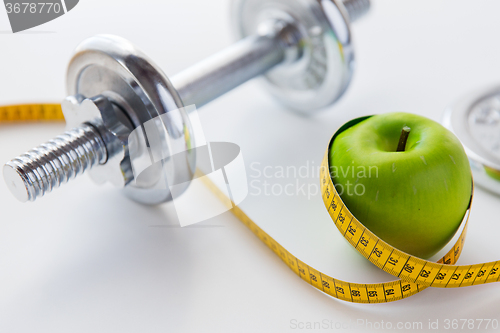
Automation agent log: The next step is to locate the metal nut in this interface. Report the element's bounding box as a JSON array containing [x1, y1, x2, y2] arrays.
[[62, 95, 134, 187]]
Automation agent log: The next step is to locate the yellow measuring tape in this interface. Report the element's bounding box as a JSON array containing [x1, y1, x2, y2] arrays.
[[0, 104, 65, 122], [2, 103, 499, 304]]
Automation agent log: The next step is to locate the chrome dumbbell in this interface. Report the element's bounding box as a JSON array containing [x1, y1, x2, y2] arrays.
[[3, 0, 370, 205]]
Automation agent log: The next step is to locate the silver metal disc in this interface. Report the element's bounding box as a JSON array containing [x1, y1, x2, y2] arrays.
[[232, 0, 355, 113], [66, 35, 196, 205], [443, 85, 500, 195]]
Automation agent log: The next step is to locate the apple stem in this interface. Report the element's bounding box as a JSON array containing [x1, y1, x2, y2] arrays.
[[397, 126, 411, 152]]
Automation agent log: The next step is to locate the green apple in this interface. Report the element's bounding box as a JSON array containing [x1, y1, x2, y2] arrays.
[[329, 112, 472, 259]]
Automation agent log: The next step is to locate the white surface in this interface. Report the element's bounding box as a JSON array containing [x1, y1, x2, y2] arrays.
[[1, 1, 500, 332]]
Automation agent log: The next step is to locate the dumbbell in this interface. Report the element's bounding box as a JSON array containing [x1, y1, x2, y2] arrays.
[[3, 0, 370, 205]]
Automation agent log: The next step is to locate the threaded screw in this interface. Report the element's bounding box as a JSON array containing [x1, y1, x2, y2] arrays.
[[3, 123, 107, 202]]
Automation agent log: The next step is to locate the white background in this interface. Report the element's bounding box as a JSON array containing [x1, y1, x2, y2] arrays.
[[1, 1, 500, 332]]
